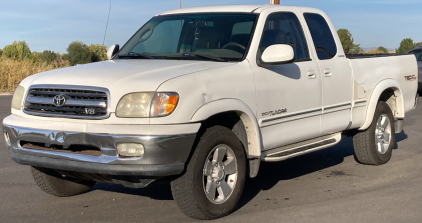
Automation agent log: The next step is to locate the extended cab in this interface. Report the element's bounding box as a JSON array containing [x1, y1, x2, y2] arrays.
[[2, 4, 419, 219]]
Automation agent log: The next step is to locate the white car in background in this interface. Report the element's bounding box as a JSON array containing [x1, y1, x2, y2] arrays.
[[407, 46, 422, 90]]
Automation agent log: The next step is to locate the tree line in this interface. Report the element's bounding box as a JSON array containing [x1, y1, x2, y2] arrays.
[[337, 29, 421, 54], [0, 41, 107, 66], [0, 41, 107, 92]]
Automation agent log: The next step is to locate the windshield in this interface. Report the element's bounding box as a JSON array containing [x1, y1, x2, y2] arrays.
[[117, 13, 258, 62]]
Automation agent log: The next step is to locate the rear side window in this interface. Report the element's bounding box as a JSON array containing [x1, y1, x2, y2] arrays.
[[259, 12, 310, 61], [410, 50, 421, 61], [304, 13, 337, 60]]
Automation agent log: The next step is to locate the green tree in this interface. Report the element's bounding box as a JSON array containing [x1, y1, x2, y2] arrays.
[[0, 48, 2, 57], [396, 38, 415, 54], [88, 44, 107, 62], [40, 50, 58, 64], [65, 41, 92, 66], [377, 46, 389, 54], [337, 29, 355, 53], [2, 41, 31, 61], [350, 44, 363, 54], [415, 41, 422, 47]]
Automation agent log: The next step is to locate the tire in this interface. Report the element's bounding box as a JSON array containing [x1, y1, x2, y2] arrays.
[[353, 101, 396, 165], [171, 125, 246, 220], [30, 167, 96, 197]]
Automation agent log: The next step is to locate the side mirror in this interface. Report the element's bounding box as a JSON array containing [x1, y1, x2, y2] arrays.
[[107, 44, 120, 60], [260, 44, 295, 66]]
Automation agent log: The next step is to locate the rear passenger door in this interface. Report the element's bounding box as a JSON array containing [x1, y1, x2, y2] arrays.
[[303, 13, 353, 135]]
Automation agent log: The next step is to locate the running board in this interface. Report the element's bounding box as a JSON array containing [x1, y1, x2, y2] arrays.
[[262, 133, 342, 162]]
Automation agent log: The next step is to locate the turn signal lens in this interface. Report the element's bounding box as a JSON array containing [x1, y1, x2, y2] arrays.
[[150, 93, 179, 117]]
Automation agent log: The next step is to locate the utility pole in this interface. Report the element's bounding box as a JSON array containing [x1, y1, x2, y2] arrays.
[[269, 0, 280, 4], [180, 0, 182, 8]]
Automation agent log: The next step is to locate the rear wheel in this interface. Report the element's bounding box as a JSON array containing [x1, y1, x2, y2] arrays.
[[353, 101, 395, 165], [31, 166, 96, 197], [171, 125, 246, 219]]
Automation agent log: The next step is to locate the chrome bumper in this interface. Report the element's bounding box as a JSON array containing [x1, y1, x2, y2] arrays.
[[3, 124, 196, 176]]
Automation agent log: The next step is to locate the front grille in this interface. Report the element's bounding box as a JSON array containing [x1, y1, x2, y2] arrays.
[[23, 85, 109, 119]]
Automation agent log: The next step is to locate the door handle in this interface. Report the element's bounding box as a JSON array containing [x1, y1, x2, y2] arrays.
[[324, 69, 332, 77], [307, 70, 316, 79]]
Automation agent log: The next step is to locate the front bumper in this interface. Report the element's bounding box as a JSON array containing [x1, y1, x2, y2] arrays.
[[3, 115, 199, 177]]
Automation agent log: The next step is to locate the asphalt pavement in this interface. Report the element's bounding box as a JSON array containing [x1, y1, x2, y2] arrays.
[[1, 95, 422, 223]]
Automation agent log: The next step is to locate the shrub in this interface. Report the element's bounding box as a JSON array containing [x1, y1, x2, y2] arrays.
[[2, 41, 32, 61], [65, 41, 92, 66], [88, 44, 107, 62], [40, 50, 58, 64], [0, 56, 69, 92]]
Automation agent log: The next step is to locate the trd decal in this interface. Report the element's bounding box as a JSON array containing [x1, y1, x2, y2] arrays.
[[405, 75, 417, 81]]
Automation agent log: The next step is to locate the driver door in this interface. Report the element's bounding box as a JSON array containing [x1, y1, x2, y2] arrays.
[[252, 12, 323, 150]]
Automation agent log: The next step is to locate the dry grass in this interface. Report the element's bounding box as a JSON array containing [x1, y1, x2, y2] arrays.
[[0, 57, 68, 92]]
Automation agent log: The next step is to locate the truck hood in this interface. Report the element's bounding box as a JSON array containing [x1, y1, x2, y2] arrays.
[[21, 59, 233, 110]]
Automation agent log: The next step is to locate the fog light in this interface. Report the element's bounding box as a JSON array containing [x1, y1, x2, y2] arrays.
[[117, 143, 145, 157], [4, 131, 11, 146]]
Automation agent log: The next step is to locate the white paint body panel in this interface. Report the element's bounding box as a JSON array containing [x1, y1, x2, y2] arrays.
[[6, 5, 418, 159]]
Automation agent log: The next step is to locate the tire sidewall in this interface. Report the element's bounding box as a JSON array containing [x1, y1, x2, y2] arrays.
[[369, 102, 395, 163], [191, 126, 246, 218]]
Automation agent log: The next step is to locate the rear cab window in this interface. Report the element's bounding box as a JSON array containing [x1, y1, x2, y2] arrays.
[[304, 13, 337, 60]]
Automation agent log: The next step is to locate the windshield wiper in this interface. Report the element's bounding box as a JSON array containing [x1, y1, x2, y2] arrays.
[[164, 53, 227, 62], [118, 52, 153, 59], [189, 53, 227, 62]]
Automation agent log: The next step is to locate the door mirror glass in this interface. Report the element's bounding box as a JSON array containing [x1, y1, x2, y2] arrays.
[[261, 44, 295, 65], [107, 44, 120, 60]]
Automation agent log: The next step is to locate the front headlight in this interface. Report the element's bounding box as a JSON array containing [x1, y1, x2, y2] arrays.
[[116, 92, 154, 117], [11, 86, 25, 110], [116, 92, 179, 118]]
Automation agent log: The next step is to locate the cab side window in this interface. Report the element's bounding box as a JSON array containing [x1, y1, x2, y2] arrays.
[[304, 13, 337, 60], [259, 12, 310, 61]]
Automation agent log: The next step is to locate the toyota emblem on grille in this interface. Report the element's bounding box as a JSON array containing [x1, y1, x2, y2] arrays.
[[52, 95, 66, 107]]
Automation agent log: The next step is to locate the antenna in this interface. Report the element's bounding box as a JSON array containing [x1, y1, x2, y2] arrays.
[[103, 0, 112, 45]]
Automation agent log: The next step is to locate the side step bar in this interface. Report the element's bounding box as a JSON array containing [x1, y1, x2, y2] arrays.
[[262, 133, 342, 162]]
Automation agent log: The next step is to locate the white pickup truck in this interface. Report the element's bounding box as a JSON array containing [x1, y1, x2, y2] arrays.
[[2, 4, 419, 219]]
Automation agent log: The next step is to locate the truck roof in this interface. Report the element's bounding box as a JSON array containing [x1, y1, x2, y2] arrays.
[[158, 4, 318, 15]]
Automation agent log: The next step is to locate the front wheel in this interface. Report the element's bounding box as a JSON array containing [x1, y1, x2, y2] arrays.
[[171, 125, 246, 220], [353, 101, 396, 165]]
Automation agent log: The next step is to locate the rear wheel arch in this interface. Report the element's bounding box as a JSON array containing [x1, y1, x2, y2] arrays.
[[359, 80, 404, 130]]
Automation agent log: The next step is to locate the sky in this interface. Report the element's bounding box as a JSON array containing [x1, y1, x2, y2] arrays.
[[1, 0, 421, 53]]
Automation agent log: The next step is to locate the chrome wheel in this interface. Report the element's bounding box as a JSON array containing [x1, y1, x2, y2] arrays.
[[375, 114, 391, 154], [203, 144, 237, 204]]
